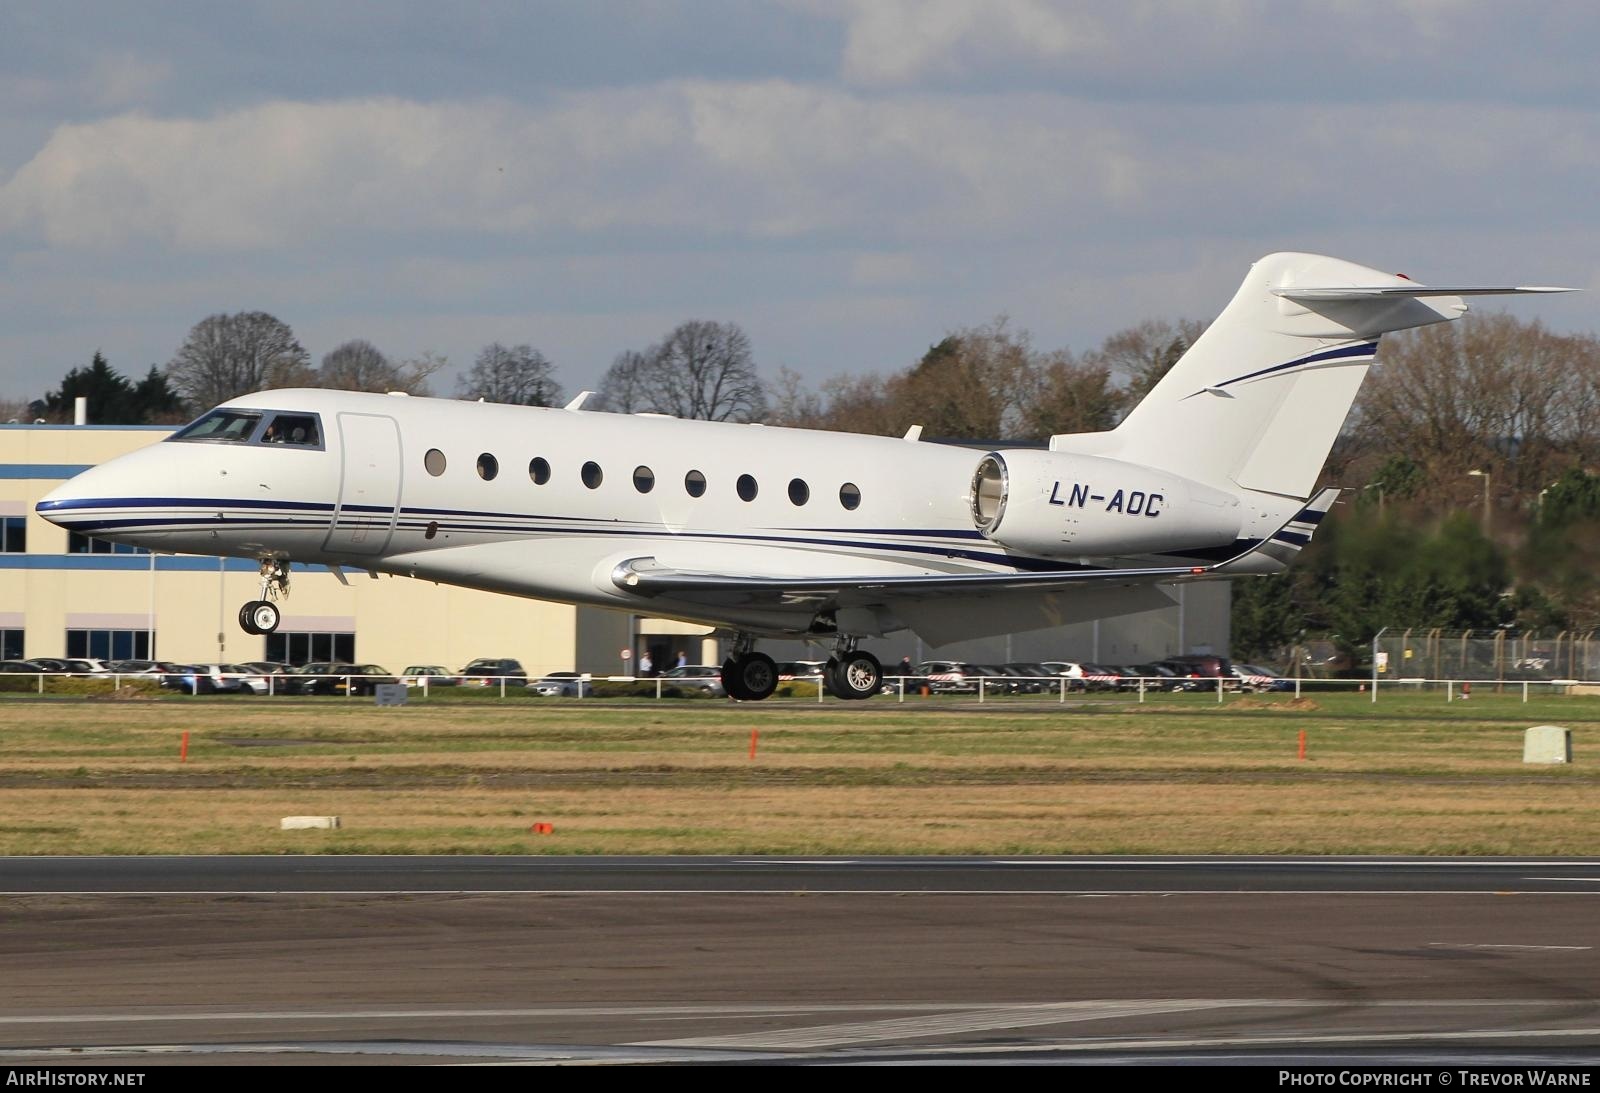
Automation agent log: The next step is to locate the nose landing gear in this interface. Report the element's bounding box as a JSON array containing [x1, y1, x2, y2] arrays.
[[239, 558, 290, 636]]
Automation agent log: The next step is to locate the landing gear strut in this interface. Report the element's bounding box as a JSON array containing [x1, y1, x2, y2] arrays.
[[721, 634, 778, 701], [238, 558, 290, 636], [825, 636, 882, 701]]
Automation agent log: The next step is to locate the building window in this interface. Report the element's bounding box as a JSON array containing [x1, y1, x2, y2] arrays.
[[737, 474, 758, 502], [476, 453, 499, 481], [685, 470, 707, 497], [424, 449, 447, 476], [0, 517, 24, 553], [633, 466, 655, 493], [581, 461, 603, 489], [265, 631, 356, 667], [529, 457, 551, 485], [840, 482, 861, 510], [0, 628, 21, 660], [787, 478, 809, 506], [67, 532, 148, 555], [66, 629, 152, 661]]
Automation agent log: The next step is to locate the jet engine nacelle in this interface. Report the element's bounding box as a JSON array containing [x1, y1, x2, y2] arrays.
[[970, 450, 1242, 558]]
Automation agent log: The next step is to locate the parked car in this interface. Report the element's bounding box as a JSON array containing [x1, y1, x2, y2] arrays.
[[401, 665, 459, 688], [30, 658, 110, 676], [1232, 663, 1293, 692], [915, 660, 978, 694], [775, 661, 827, 681], [160, 664, 240, 695], [1038, 661, 1092, 692], [290, 663, 399, 696], [1126, 663, 1196, 691], [0, 659, 45, 674], [457, 658, 527, 686], [659, 664, 727, 697], [529, 671, 589, 697]]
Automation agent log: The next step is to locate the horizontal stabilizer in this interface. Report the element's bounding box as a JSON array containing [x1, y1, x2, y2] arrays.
[[1276, 285, 1571, 301]]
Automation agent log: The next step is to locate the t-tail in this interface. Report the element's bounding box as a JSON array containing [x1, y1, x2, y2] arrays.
[[1064, 252, 1569, 503]]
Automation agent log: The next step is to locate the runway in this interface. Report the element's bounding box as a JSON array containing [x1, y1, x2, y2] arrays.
[[3, 857, 1600, 1065]]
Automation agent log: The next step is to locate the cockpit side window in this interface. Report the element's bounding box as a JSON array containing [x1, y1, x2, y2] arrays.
[[260, 413, 322, 447], [169, 409, 263, 444]]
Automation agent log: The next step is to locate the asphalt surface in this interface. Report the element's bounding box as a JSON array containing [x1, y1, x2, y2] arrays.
[[3, 857, 1600, 1065]]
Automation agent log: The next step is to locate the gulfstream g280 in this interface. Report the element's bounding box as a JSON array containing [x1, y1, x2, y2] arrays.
[[36, 253, 1567, 700]]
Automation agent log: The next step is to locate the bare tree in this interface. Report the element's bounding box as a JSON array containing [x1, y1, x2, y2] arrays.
[[392, 350, 447, 397], [593, 349, 653, 414], [1083, 318, 1208, 406], [605, 320, 766, 422], [456, 343, 563, 406], [166, 312, 311, 408], [317, 339, 395, 392], [765, 366, 826, 428]]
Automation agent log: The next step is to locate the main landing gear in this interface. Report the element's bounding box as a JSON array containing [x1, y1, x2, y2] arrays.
[[721, 635, 778, 701], [720, 634, 882, 702], [824, 638, 882, 701], [238, 558, 290, 635]]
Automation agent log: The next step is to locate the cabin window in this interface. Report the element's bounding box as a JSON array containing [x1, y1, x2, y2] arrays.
[[684, 470, 707, 497], [476, 453, 499, 481], [737, 474, 758, 502], [169, 409, 262, 444], [633, 466, 655, 493], [839, 482, 861, 510], [788, 478, 809, 506], [581, 461, 603, 489], [424, 449, 447, 476], [529, 457, 551, 485], [260, 413, 321, 447]]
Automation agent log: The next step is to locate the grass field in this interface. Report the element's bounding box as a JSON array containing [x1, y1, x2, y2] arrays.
[[1, 689, 1596, 855]]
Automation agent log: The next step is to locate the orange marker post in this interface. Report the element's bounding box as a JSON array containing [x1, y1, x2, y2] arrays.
[[1297, 729, 1306, 761], [180, 731, 189, 763], [749, 729, 759, 760]]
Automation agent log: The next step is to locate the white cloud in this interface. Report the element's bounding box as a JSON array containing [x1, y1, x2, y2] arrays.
[[835, 0, 1102, 87]]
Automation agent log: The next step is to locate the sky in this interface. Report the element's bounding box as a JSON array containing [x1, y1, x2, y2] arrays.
[[1, 0, 1597, 406]]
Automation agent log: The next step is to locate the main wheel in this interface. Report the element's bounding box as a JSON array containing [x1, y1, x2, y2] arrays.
[[829, 650, 882, 701], [720, 657, 746, 700], [729, 652, 778, 702], [245, 600, 281, 634], [238, 602, 262, 635]]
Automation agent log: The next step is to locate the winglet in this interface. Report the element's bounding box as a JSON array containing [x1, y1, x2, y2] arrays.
[[1214, 488, 1341, 576], [564, 391, 593, 411]]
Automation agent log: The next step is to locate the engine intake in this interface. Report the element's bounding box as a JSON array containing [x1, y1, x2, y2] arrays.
[[969, 450, 1242, 558]]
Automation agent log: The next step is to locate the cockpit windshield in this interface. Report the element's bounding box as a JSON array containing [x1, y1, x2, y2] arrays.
[[168, 409, 323, 448], [170, 410, 262, 443]]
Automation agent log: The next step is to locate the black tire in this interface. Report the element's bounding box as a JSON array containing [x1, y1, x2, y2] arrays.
[[238, 602, 262, 635], [731, 652, 778, 702], [720, 658, 747, 701], [829, 651, 882, 701]]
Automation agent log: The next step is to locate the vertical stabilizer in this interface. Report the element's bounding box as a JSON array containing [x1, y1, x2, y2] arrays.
[[1085, 253, 1561, 500]]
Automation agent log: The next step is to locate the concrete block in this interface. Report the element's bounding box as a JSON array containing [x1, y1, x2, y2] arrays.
[[281, 816, 341, 830], [1524, 726, 1573, 765], [373, 684, 408, 706]]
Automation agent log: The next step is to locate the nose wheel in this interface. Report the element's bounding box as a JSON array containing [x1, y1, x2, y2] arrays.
[[239, 600, 281, 635], [239, 558, 290, 635]]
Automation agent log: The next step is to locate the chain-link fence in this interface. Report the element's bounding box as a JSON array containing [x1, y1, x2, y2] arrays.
[[1367, 629, 1600, 684]]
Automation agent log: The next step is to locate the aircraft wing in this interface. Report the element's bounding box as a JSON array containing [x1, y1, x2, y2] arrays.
[[611, 489, 1342, 602]]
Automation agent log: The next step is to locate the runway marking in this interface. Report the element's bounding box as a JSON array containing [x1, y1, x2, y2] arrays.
[[8, 889, 1600, 897], [0, 1004, 1022, 1027], [1428, 943, 1592, 952], [634, 1000, 1297, 1049], [1526, 877, 1600, 883]]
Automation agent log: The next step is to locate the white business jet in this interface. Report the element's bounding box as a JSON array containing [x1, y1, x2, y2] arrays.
[[36, 253, 1567, 700]]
